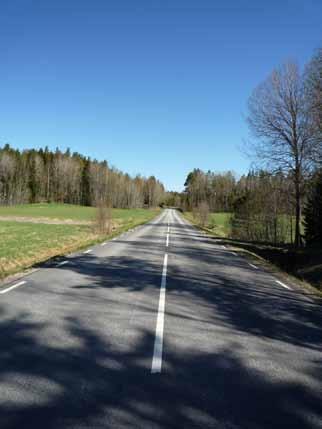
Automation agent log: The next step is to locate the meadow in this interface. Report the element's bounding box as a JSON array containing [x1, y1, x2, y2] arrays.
[[0, 204, 159, 279], [183, 212, 231, 237]]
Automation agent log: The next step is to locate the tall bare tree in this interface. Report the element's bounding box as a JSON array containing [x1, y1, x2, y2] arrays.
[[304, 47, 322, 149], [246, 62, 321, 247]]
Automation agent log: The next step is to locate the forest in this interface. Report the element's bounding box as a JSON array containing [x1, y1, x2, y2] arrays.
[[0, 145, 165, 209]]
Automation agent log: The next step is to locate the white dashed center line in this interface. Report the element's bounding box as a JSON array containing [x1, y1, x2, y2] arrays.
[[0, 281, 26, 295], [248, 263, 258, 270], [275, 280, 291, 290], [152, 253, 168, 374]]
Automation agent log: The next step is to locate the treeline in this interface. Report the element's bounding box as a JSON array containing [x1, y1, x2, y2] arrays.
[[0, 144, 165, 208], [170, 168, 296, 244], [231, 168, 322, 246], [165, 169, 236, 212], [230, 171, 294, 244], [183, 169, 236, 212], [173, 164, 322, 246]]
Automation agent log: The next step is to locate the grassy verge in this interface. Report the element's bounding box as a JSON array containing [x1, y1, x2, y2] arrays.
[[219, 239, 322, 296], [0, 206, 160, 280], [183, 211, 322, 295]]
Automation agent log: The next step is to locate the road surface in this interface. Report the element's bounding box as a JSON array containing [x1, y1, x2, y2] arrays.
[[0, 209, 321, 428]]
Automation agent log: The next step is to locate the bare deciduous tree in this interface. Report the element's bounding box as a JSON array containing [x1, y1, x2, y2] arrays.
[[246, 62, 321, 247], [94, 200, 113, 234], [304, 47, 322, 150]]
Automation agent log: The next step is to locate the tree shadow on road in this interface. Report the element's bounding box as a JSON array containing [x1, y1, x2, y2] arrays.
[[58, 239, 322, 354], [0, 307, 321, 429]]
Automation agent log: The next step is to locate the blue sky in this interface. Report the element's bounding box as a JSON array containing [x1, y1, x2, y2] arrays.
[[0, 0, 321, 191]]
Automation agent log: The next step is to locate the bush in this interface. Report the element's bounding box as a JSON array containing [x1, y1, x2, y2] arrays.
[[94, 201, 112, 234], [198, 201, 209, 227]]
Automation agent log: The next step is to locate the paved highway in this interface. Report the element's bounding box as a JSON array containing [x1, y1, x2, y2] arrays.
[[0, 209, 321, 428]]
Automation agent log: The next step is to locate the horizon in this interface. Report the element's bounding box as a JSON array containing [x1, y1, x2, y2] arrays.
[[1, 0, 321, 191]]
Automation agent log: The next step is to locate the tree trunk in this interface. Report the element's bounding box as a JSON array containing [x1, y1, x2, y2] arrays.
[[294, 177, 301, 248]]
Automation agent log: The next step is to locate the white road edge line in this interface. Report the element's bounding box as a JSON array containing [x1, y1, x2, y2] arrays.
[[275, 280, 291, 290], [151, 253, 168, 374], [57, 261, 68, 267], [0, 281, 26, 295], [83, 249, 92, 254], [248, 263, 258, 270], [101, 242, 107, 246], [229, 251, 237, 256]]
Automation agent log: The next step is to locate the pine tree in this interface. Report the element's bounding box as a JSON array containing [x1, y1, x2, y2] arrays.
[[81, 158, 91, 206], [28, 152, 37, 203], [304, 170, 322, 245]]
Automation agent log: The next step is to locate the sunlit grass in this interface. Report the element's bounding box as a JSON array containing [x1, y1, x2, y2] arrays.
[[0, 204, 160, 279], [184, 212, 231, 237]]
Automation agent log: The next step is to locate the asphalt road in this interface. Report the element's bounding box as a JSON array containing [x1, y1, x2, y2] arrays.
[[0, 209, 321, 429]]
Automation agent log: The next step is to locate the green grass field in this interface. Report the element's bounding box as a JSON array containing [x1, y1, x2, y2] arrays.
[[184, 212, 231, 237], [0, 204, 159, 279]]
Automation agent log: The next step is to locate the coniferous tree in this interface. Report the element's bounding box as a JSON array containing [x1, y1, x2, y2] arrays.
[[80, 158, 91, 206]]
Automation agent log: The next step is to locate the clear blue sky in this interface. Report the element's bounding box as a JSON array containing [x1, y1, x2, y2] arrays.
[[0, 0, 321, 191]]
